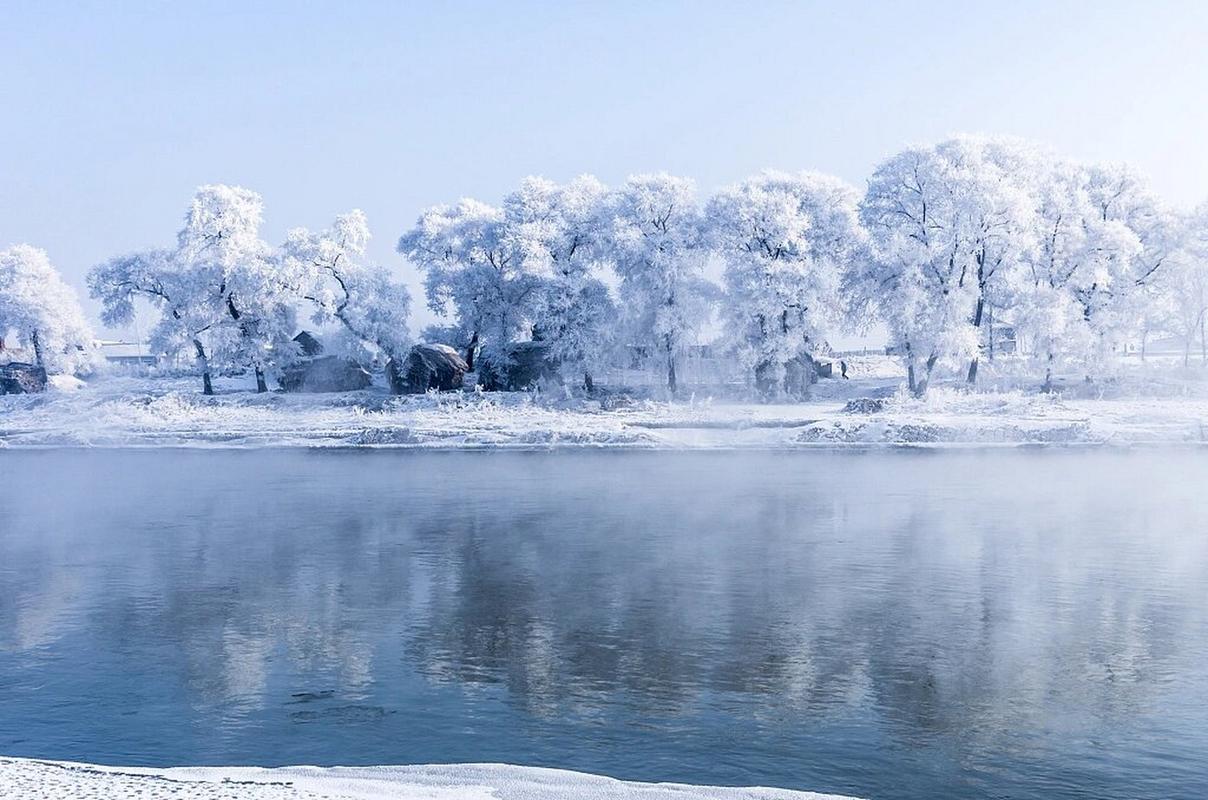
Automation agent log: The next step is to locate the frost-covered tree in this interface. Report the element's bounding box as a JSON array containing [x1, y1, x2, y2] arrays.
[[1156, 205, 1208, 366], [181, 185, 299, 392], [89, 248, 222, 394], [856, 138, 1037, 394], [89, 185, 297, 394], [708, 171, 864, 398], [599, 174, 716, 393], [1013, 159, 1142, 388], [0, 244, 96, 374], [1078, 164, 1177, 367], [1008, 160, 1175, 385], [1086, 164, 1176, 289], [398, 199, 541, 371], [282, 210, 411, 364], [503, 175, 615, 390]]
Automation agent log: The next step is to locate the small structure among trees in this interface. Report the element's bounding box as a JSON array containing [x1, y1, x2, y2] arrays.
[[279, 355, 373, 393], [391, 343, 468, 394]]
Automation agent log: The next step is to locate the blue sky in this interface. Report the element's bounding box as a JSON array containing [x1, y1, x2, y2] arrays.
[[4, 0, 1208, 334]]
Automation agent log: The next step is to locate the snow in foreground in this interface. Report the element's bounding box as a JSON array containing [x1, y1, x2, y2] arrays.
[[2, 362, 1208, 449], [0, 758, 855, 800]]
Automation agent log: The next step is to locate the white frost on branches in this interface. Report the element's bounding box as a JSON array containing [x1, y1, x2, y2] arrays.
[[708, 171, 864, 397], [89, 185, 296, 394], [600, 173, 717, 393], [0, 245, 96, 374], [282, 209, 412, 365]]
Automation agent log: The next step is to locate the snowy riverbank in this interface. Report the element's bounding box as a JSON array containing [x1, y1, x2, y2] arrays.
[[2, 367, 1208, 449], [0, 758, 855, 799]]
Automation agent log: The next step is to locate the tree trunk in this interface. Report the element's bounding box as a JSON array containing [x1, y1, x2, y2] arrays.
[[988, 327, 994, 362], [1042, 352, 1055, 393], [255, 367, 268, 393], [30, 328, 45, 368], [913, 352, 938, 398], [583, 371, 594, 393], [987, 305, 995, 362], [387, 358, 405, 395], [464, 332, 479, 372], [666, 334, 677, 394], [905, 341, 918, 396], [966, 296, 984, 385], [1201, 315, 1207, 365], [754, 359, 777, 398], [193, 339, 214, 396]]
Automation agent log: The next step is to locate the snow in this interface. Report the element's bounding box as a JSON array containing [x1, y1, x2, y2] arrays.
[[2, 360, 1207, 449], [0, 758, 856, 800], [46, 374, 86, 392]]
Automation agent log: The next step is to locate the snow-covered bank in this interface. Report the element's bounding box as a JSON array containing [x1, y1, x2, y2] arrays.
[[0, 758, 855, 799], [1, 372, 1207, 449]]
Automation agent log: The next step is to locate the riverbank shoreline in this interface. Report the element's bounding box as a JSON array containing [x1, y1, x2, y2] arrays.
[[0, 757, 855, 799], [2, 372, 1207, 449]]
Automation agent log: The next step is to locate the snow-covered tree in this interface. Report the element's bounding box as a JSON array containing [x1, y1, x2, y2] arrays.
[[89, 185, 297, 394], [708, 171, 865, 398], [398, 198, 541, 371], [182, 185, 299, 392], [1078, 164, 1177, 369], [1005, 159, 1178, 385], [1013, 159, 1142, 387], [1155, 205, 1208, 366], [282, 210, 411, 365], [856, 138, 1037, 394], [0, 244, 96, 374], [89, 248, 222, 394], [599, 174, 716, 393], [1086, 164, 1176, 289], [503, 175, 615, 390]]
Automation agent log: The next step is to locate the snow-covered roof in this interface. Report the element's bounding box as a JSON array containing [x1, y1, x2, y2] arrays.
[[97, 341, 157, 359]]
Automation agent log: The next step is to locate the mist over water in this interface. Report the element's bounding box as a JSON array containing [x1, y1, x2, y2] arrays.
[[1, 449, 1206, 800]]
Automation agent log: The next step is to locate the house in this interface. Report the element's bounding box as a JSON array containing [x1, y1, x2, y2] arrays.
[[98, 341, 159, 366]]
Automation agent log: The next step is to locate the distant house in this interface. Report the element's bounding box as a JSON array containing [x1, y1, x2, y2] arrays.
[[98, 341, 159, 366], [1142, 336, 1191, 356]]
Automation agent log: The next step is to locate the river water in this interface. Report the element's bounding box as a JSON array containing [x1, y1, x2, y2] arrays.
[[1, 449, 1206, 799]]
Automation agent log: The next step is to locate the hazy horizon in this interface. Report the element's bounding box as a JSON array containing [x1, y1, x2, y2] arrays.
[[5, 0, 1208, 337]]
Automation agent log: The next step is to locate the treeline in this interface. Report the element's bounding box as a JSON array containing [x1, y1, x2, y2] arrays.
[[3, 135, 1206, 398]]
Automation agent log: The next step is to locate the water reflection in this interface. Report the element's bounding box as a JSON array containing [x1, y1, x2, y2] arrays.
[[1, 450, 1206, 799]]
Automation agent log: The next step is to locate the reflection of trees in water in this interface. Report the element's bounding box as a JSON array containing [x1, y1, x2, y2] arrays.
[[396, 452, 1208, 750], [2, 450, 1207, 754]]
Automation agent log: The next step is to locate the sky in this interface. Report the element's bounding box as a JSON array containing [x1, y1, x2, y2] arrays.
[[4, 0, 1208, 337]]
